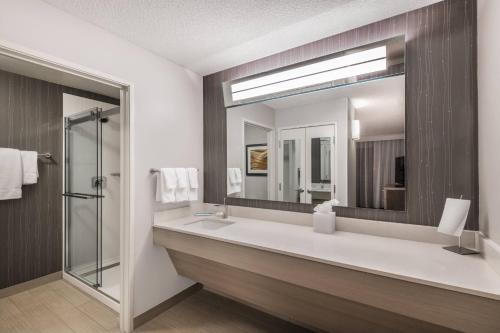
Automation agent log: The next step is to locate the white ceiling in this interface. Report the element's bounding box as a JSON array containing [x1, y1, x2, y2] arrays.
[[263, 75, 405, 137], [42, 0, 441, 75]]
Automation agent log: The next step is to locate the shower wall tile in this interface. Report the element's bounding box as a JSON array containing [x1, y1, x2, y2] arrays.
[[0, 69, 118, 289], [203, 0, 478, 230]]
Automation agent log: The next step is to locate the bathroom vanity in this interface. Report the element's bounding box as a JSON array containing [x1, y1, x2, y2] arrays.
[[153, 208, 500, 333], [169, 4, 491, 331]]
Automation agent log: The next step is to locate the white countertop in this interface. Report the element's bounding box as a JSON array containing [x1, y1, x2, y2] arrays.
[[154, 214, 500, 300]]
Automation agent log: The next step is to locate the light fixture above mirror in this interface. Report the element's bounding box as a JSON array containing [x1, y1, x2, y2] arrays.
[[223, 36, 404, 108], [230, 46, 387, 102]]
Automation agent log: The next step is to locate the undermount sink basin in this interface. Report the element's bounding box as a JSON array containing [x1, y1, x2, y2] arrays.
[[184, 219, 235, 230]]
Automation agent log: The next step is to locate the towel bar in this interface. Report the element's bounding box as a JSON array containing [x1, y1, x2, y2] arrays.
[[37, 152, 52, 160]]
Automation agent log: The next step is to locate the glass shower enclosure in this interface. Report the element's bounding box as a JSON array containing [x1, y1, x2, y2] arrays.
[[63, 107, 104, 288]]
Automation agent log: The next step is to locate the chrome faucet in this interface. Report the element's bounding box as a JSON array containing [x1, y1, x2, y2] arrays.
[[194, 198, 228, 219], [220, 197, 228, 218]]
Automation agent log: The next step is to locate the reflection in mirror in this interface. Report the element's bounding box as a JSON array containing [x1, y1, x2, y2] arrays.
[[226, 39, 405, 211], [227, 74, 405, 211], [282, 139, 301, 203]]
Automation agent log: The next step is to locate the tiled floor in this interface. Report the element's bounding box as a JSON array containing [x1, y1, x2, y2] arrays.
[[135, 289, 312, 333], [0, 280, 119, 333], [0, 280, 311, 333]]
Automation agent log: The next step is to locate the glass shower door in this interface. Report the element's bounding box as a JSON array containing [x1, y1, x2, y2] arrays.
[[64, 107, 103, 288]]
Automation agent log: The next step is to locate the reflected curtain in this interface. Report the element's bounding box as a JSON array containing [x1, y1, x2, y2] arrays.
[[356, 139, 405, 209]]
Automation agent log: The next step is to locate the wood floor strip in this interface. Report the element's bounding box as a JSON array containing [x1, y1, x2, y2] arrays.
[[78, 300, 119, 330]]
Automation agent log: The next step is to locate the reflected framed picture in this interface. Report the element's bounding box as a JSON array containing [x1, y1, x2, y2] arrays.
[[246, 144, 268, 176]]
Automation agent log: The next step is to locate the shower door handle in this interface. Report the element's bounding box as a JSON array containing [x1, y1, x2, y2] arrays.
[[62, 192, 104, 199]]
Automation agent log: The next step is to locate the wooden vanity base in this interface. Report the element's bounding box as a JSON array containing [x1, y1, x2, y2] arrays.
[[154, 228, 500, 333]]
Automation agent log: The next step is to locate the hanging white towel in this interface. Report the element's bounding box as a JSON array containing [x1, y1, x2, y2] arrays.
[[227, 171, 234, 195], [175, 168, 189, 202], [156, 168, 177, 203], [228, 167, 238, 185], [21, 151, 38, 185], [232, 172, 242, 194], [187, 168, 199, 201], [233, 168, 242, 184], [227, 168, 242, 195], [0, 148, 23, 200]]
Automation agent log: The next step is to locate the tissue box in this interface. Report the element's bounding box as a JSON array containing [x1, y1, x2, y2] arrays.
[[313, 212, 336, 234]]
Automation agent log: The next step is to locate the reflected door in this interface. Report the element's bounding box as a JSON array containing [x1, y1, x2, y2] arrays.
[[278, 128, 306, 203], [64, 108, 103, 288], [278, 125, 336, 204], [305, 125, 335, 205]]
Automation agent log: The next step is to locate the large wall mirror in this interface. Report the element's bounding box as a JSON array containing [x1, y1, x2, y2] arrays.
[[224, 37, 406, 212]]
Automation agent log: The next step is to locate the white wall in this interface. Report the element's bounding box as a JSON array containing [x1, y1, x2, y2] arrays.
[[275, 97, 349, 205], [0, 0, 203, 316], [226, 103, 275, 198], [63, 94, 120, 272], [478, 0, 500, 245]]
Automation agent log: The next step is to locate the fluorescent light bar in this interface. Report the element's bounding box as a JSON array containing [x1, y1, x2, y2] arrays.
[[232, 58, 387, 101], [231, 46, 386, 94]]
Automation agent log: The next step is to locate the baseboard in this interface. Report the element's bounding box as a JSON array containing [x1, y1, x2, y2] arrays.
[[479, 233, 500, 276], [0, 271, 62, 298], [133, 282, 203, 329]]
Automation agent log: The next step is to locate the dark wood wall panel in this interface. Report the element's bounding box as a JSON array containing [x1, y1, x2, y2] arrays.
[[203, 0, 478, 230], [0, 69, 118, 289], [0, 71, 63, 289]]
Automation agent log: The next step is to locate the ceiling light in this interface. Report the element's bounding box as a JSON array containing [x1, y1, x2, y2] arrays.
[[231, 46, 386, 102]]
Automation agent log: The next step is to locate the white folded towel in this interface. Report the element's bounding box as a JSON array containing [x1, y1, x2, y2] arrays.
[[187, 168, 199, 189], [0, 148, 23, 200], [227, 168, 242, 195], [232, 183, 242, 195], [156, 168, 177, 203], [21, 151, 38, 185], [187, 168, 198, 201], [175, 168, 189, 202], [228, 168, 237, 185], [233, 168, 242, 184], [227, 172, 235, 195]]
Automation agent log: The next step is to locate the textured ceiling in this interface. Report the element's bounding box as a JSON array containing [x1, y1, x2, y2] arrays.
[[42, 0, 441, 75]]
